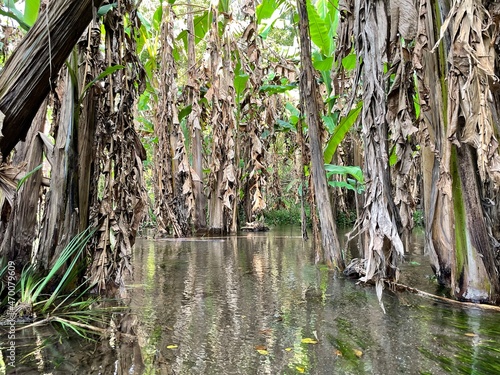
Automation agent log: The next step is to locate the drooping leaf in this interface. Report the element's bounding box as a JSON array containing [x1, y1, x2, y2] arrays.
[[259, 82, 297, 95], [194, 10, 211, 42], [325, 164, 364, 183], [322, 115, 336, 134], [178, 105, 192, 122], [81, 65, 125, 100], [276, 119, 296, 132], [323, 101, 362, 163], [341, 53, 357, 70], [152, 5, 163, 32], [313, 56, 334, 72], [98, 3, 117, 17], [307, 0, 333, 56], [234, 73, 249, 97], [17, 163, 42, 191]]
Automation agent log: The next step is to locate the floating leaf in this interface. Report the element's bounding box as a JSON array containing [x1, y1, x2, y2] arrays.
[[354, 349, 363, 358], [167, 344, 178, 349], [301, 338, 315, 345]]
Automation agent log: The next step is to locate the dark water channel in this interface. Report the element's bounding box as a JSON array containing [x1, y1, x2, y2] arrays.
[[2, 227, 500, 374]]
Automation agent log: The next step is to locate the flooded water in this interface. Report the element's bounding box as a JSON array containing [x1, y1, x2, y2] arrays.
[[2, 226, 500, 374]]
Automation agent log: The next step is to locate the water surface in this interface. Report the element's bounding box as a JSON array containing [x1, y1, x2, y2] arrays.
[[2, 226, 500, 374]]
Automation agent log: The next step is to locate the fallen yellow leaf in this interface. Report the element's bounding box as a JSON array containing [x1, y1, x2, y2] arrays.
[[296, 366, 305, 373], [301, 338, 318, 344], [285, 347, 293, 352], [257, 349, 269, 355], [166, 345, 178, 349], [353, 349, 363, 358], [334, 349, 342, 356]]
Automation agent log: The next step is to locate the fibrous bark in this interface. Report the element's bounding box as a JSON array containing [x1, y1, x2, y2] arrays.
[[0, 0, 104, 157], [355, 0, 404, 296], [297, 0, 344, 269]]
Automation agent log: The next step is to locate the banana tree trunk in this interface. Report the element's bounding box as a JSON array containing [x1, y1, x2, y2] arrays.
[[297, 0, 344, 269], [186, 0, 207, 231], [415, 0, 500, 302], [0, 99, 47, 266], [37, 66, 80, 271], [0, 0, 103, 157]]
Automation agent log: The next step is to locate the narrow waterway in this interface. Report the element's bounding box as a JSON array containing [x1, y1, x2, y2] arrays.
[[2, 227, 500, 374]]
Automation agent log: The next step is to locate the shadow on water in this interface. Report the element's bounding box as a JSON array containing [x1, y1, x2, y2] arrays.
[[2, 226, 500, 374]]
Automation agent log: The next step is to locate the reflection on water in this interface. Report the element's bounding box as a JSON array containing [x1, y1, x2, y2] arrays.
[[2, 226, 500, 374]]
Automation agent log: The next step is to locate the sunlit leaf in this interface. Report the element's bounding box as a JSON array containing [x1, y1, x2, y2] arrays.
[[152, 5, 163, 32], [301, 337, 318, 344], [234, 73, 249, 97], [389, 145, 398, 166], [24, 0, 40, 26], [325, 164, 364, 183], [307, 0, 333, 56], [323, 101, 362, 163], [341, 53, 357, 70], [285, 347, 293, 352], [313, 56, 334, 72], [167, 344, 178, 349], [296, 366, 306, 373], [256, 0, 281, 22]]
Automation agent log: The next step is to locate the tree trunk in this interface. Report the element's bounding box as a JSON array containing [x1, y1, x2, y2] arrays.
[[415, 0, 500, 302], [154, 5, 192, 237], [297, 0, 344, 269], [0, 0, 103, 157], [186, 0, 206, 231], [206, 5, 238, 234], [37, 65, 80, 271], [355, 0, 404, 287], [88, 2, 147, 295], [0, 99, 47, 266]]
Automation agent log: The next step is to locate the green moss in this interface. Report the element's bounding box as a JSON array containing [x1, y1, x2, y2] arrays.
[[451, 147, 466, 278]]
